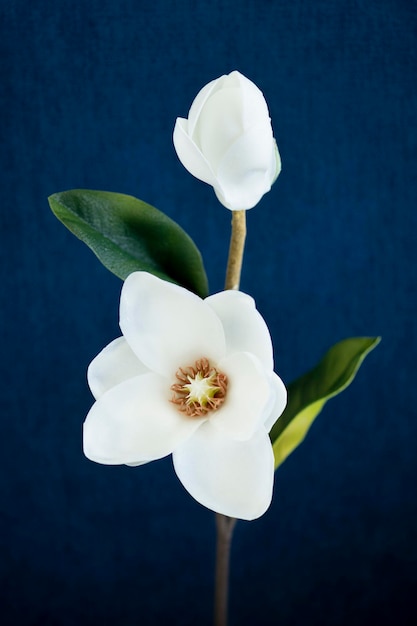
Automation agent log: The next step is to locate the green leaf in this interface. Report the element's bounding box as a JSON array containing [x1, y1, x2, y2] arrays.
[[270, 336, 381, 469], [48, 189, 209, 298]]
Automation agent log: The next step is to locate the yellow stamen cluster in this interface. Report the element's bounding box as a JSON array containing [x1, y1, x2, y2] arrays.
[[171, 358, 228, 417]]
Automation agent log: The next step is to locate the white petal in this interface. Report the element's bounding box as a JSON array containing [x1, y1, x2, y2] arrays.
[[210, 352, 271, 441], [173, 118, 217, 186], [83, 373, 204, 465], [125, 461, 148, 466], [229, 71, 270, 130], [215, 122, 275, 210], [205, 290, 273, 371], [195, 87, 244, 170], [173, 422, 274, 520], [187, 76, 220, 137], [119, 272, 226, 378], [188, 72, 248, 139], [87, 337, 149, 400], [263, 373, 288, 432]]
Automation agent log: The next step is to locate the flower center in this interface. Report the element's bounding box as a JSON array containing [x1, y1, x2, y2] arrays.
[[171, 357, 228, 417]]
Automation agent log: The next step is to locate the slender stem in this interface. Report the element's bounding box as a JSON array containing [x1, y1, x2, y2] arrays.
[[224, 210, 247, 291], [213, 209, 247, 626], [214, 514, 237, 626]]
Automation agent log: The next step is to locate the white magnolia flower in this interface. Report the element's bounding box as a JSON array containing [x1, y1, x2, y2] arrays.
[[83, 272, 287, 520], [173, 70, 281, 211]]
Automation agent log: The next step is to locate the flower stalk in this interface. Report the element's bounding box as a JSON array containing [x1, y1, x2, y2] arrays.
[[214, 208, 247, 626], [224, 210, 247, 291], [214, 514, 237, 626]]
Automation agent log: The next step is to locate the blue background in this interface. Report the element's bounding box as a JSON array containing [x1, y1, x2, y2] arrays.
[[1, 1, 416, 624]]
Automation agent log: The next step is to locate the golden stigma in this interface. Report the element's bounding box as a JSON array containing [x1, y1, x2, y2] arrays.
[[171, 358, 228, 417]]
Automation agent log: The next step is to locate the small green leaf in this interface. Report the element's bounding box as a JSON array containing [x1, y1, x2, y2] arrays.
[[48, 189, 209, 298], [270, 336, 381, 469]]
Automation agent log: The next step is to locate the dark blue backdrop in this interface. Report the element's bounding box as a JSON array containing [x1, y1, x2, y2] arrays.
[[1, 1, 416, 624]]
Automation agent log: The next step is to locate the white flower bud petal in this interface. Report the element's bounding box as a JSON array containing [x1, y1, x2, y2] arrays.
[[195, 87, 243, 169], [173, 118, 216, 186], [230, 70, 270, 129], [215, 123, 276, 210], [187, 77, 219, 137]]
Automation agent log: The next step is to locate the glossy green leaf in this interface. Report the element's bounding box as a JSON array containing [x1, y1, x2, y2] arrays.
[[48, 189, 209, 298], [270, 336, 381, 469]]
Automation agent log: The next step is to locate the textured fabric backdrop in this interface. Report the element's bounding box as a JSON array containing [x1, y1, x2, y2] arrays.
[[1, 1, 416, 624]]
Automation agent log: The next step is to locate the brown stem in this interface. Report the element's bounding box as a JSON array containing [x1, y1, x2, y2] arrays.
[[214, 514, 237, 626], [213, 209, 246, 626], [224, 210, 246, 290]]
